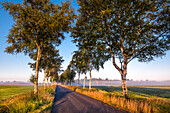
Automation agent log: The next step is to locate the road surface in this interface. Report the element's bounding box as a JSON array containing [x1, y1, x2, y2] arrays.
[[51, 85, 129, 113]]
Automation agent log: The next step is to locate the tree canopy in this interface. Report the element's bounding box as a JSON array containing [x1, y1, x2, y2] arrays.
[[59, 67, 76, 85], [29, 74, 36, 84]]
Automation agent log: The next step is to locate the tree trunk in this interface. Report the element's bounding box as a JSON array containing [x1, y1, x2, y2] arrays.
[[43, 79, 45, 88], [52, 78, 54, 85], [64, 80, 67, 85], [111, 53, 128, 97], [34, 45, 41, 95], [89, 69, 92, 90], [43, 69, 47, 89], [83, 73, 86, 89], [77, 72, 80, 87], [70, 80, 72, 86], [47, 70, 51, 86], [121, 74, 127, 98], [47, 77, 49, 87], [121, 59, 128, 97]]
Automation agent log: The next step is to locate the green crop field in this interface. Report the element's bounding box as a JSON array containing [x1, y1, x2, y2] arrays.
[[93, 86, 170, 100], [0, 85, 55, 113], [0, 85, 42, 102]]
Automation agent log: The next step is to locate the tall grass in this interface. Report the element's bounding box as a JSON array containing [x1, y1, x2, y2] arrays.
[[0, 85, 56, 113], [64, 85, 170, 113]]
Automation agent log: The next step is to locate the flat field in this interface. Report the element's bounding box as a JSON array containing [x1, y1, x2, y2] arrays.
[[93, 86, 170, 100], [0, 85, 55, 113], [0, 85, 42, 102]]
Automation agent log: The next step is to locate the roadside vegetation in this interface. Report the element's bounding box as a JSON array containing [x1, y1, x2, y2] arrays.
[[64, 85, 170, 113], [0, 85, 56, 113]]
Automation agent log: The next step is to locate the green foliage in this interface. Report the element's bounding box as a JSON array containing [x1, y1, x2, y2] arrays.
[[29, 74, 36, 84], [1, 0, 76, 55], [29, 47, 64, 84], [74, 0, 169, 62], [73, 0, 170, 67], [69, 50, 89, 78], [60, 67, 76, 84]]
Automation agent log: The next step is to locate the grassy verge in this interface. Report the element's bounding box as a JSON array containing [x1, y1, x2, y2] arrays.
[[0, 85, 56, 113], [63, 85, 170, 113]]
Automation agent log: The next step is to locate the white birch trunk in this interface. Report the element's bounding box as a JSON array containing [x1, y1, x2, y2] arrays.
[[83, 73, 86, 89]]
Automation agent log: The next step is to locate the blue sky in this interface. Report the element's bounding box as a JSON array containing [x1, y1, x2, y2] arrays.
[[0, 0, 170, 82]]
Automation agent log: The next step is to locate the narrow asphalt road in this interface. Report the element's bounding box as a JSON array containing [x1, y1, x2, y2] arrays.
[[51, 85, 129, 113]]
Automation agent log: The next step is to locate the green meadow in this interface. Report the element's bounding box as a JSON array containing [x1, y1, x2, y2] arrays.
[[0, 85, 55, 113]]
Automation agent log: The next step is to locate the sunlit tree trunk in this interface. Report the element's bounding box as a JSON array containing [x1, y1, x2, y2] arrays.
[[51, 78, 54, 85], [83, 73, 86, 89], [70, 80, 72, 86], [64, 80, 67, 85], [77, 72, 80, 86], [121, 59, 128, 97], [43, 78, 46, 89], [47, 77, 49, 87], [111, 48, 128, 97], [34, 45, 41, 95], [89, 69, 92, 90], [47, 70, 51, 86], [121, 74, 127, 97], [43, 68, 47, 89]]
